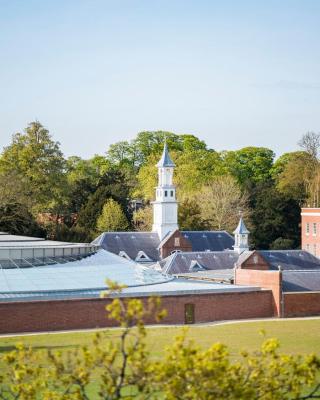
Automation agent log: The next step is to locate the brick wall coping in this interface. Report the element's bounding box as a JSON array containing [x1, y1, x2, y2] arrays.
[[0, 280, 263, 303]]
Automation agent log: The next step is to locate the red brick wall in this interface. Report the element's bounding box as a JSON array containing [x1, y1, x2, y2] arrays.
[[160, 230, 192, 259], [301, 208, 320, 256], [284, 292, 320, 317], [235, 269, 282, 317], [0, 290, 273, 334], [237, 252, 269, 270]]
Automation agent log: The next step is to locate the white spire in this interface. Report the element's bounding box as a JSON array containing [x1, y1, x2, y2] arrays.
[[156, 141, 175, 168], [152, 142, 178, 240]]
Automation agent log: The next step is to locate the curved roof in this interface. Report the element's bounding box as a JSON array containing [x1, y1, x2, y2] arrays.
[[0, 250, 173, 297]]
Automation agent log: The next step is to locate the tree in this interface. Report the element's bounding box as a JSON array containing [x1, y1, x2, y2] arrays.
[[273, 152, 312, 203], [249, 182, 300, 249], [0, 202, 45, 237], [223, 147, 275, 187], [298, 131, 320, 160], [178, 197, 209, 230], [76, 169, 130, 238], [96, 199, 129, 233], [197, 176, 250, 232], [0, 121, 67, 214], [133, 205, 153, 231]]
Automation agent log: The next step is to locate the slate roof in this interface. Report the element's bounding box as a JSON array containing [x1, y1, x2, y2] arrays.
[[94, 232, 161, 262], [259, 250, 320, 271], [282, 271, 320, 292], [94, 230, 235, 262], [181, 231, 234, 252], [161, 251, 239, 275]]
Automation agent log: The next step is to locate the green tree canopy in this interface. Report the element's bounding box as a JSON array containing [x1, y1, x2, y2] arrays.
[[96, 198, 129, 233], [0, 121, 67, 214], [249, 182, 300, 249], [223, 147, 275, 187]]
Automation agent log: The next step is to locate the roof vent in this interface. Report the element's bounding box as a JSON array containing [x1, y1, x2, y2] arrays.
[[202, 234, 207, 238], [115, 235, 120, 239]]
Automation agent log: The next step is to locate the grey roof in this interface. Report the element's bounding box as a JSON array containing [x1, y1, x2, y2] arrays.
[[259, 250, 320, 271], [162, 251, 239, 275], [0, 278, 261, 302], [0, 250, 174, 301], [233, 217, 250, 234], [0, 234, 45, 244], [94, 232, 161, 262], [174, 269, 234, 282], [282, 271, 320, 292], [94, 230, 235, 262], [182, 231, 234, 252], [156, 142, 175, 168]]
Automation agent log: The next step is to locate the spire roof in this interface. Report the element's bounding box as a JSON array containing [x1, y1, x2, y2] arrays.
[[233, 217, 250, 235], [156, 142, 175, 168]]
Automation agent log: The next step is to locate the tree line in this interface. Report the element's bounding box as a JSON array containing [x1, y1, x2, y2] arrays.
[[0, 121, 319, 249]]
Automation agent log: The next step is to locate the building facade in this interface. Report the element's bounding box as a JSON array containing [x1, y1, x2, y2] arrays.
[[301, 207, 320, 257]]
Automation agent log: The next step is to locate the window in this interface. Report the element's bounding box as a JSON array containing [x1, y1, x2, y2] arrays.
[[306, 223, 310, 235], [313, 223, 317, 236], [314, 244, 317, 256], [170, 190, 174, 197], [306, 244, 310, 252], [164, 190, 168, 197], [174, 237, 180, 247]]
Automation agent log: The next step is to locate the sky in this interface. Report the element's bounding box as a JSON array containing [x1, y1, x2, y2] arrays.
[[1, 0, 320, 158]]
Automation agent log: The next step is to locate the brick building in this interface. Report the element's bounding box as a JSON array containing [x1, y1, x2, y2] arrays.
[[301, 207, 320, 257]]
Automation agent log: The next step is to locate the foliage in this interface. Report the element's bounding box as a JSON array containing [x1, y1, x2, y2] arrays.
[[76, 170, 130, 237], [133, 205, 153, 231], [178, 197, 209, 231], [270, 237, 295, 250], [197, 175, 250, 232], [96, 199, 129, 233], [223, 147, 275, 187], [0, 202, 45, 237], [0, 121, 67, 214], [0, 287, 319, 399], [249, 182, 300, 249]]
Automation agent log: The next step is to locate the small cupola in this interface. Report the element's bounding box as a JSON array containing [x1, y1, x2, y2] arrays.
[[233, 215, 250, 254]]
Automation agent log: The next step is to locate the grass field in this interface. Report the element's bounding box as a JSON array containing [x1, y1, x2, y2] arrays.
[[0, 318, 319, 358]]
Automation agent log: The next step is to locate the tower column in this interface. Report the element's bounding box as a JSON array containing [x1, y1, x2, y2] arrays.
[[152, 143, 179, 240]]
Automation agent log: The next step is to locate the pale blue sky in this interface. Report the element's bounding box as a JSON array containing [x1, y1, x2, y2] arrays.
[[1, 0, 320, 158]]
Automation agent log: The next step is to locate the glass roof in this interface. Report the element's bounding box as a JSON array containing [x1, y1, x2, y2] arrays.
[[0, 250, 173, 294]]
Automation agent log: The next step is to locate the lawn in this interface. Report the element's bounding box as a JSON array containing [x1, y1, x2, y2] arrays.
[[0, 317, 319, 358]]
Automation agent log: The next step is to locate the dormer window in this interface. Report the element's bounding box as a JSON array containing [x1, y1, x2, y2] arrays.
[[189, 260, 206, 272], [164, 190, 168, 197], [170, 190, 174, 197], [119, 251, 131, 260], [135, 251, 151, 262]]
